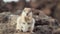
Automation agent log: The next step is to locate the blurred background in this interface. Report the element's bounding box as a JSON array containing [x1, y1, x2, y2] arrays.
[[0, 0, 60, 22]]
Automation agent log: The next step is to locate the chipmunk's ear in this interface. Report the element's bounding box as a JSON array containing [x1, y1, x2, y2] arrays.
[[24, 8, 31, 12]]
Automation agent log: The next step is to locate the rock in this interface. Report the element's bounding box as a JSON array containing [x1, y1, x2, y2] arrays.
[[33, 25, 53, 34]]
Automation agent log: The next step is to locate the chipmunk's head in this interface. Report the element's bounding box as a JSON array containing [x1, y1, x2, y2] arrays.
[[23, 8, 32, 14]]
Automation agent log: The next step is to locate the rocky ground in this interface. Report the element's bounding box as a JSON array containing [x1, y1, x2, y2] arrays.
[[0, 11, 60, 34]]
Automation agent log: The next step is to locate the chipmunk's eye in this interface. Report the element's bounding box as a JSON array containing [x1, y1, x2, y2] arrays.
[[28, 23, 31, 24], [27, 13, 29, 15]]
